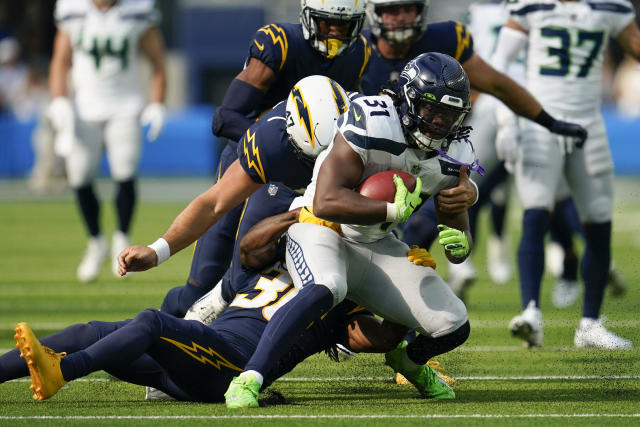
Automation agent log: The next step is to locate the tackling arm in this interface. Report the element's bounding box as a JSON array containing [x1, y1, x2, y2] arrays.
[[117, 160, 261, 273], [313, 133, 388, 224]]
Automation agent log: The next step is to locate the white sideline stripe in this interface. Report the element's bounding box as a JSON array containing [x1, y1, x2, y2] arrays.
[[8, 375, 640, 383], [3, 319, 639, 330], [0, 414, 639, 420]]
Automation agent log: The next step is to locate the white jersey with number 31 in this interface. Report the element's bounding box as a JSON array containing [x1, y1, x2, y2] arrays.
[[55, 0, 160, 120], [506, 0, 635, 116]]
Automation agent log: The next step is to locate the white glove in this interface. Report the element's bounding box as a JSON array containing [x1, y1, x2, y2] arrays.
[[47, 97, 76, 157], [140, 102, 166, 142], [495, 103, 519, 173]]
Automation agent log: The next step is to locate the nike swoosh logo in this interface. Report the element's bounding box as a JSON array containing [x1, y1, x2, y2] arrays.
[[254, 40, 264, 51], [353, 110, 361, 121]]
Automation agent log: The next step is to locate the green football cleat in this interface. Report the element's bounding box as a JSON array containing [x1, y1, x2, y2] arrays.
[[224, 373, 260, 408], [385, 341, 455, 399]]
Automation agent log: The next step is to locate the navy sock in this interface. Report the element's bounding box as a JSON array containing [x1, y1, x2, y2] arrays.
[[60, 310, 161, 381], [551, 198, 584, 241], [581, 222, 611, 319], [115, 179, 136, 233], [75, 185, 100, 236], [244, 285, 334, 375], [517, 209, 550, 309], [490, 200, 507, 238], [406, 321, 470, 365]]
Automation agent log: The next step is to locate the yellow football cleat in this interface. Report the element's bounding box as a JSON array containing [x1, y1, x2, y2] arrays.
[[394, 372, 411, 385], [15, 322, 67, 401]]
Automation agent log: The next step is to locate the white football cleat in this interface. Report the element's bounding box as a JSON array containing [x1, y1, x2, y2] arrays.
[[545, 242, 565, 278], [145, 386, 175, 401], [77, 236, 108, 283], [111, 231, 130, 278], [574, 317, 633, 350], [486, 235, 512, 285], [509, 300, 543, 348], [552, 279, 580, 308], [447, 258, 476, 300], [184, 282, 229, 326]]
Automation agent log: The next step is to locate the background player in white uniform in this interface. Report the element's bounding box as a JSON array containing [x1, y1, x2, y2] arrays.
[[493, 0, 640, 349], [223, 53, 480, 408], [48, 0, 167, 282]]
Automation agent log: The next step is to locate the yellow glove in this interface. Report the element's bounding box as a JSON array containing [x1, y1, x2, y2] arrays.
[[407, 245, 437, 269]]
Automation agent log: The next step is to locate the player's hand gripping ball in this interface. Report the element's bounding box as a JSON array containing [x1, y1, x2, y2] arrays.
[[357, 170, 422, 222]]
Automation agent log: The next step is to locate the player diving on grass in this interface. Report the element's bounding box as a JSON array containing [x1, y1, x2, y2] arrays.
[[1, 209, 416, 402], [223, 52, 482, 408]]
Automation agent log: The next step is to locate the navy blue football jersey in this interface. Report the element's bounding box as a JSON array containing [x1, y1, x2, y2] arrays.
[[237, 101, 314, 191], [361, 21, 475, 96], [247, 22, 370, 114], [212, 261, 368, 386]]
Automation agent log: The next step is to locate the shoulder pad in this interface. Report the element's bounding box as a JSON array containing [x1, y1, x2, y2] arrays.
[[55, 0, 89, 24]]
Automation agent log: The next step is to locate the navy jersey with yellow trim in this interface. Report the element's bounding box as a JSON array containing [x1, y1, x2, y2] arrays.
[[212, 261, 368, 386], [361, 21, 474, 96], [247, 22, 370, 114], [237, 101, 313, 190]]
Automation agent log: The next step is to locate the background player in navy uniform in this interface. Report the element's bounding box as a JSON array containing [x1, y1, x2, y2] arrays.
[[360, 0, 589, 290], [2, 208, 408, 403], [161, 0, 371, 317]]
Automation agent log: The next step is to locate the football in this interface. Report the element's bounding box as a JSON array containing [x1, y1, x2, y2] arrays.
[[357, 170, 416, 203]]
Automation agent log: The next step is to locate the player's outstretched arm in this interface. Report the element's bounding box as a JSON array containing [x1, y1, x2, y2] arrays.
[[117, 161, 261, 275], [313, 134, 390, 225], [239, 208, 302, 270], [467, 22, 587, 147]]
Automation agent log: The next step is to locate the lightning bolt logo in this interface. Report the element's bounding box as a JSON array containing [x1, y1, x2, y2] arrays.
[[455, 22, 471, 61], [243, 129, 266, 183], [160, 337, 243, 372], [258, 24, 288, 70], [328, 78, 348, 116], [291, 85, 315, 148]]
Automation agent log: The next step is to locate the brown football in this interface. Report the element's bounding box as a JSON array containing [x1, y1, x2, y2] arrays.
[[357, 170, 417, 203]]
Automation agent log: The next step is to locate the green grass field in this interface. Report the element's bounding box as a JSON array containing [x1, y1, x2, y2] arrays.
[[1, 179, 639, 426]]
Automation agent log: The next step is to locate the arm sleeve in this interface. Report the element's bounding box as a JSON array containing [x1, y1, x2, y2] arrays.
[[491, 26, 529, 73], [211, 79, 265, 141]]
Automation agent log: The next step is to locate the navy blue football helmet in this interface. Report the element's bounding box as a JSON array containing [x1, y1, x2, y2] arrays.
[[395, 52, 471, 151]]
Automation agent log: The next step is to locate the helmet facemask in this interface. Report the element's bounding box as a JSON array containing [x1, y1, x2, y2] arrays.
[[301, 2, 365, 58], [366, 1, 429, 45], [404, 95, 469, 151]]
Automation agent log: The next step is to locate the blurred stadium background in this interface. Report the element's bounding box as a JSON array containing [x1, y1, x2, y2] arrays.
[[1, 0, 639, 180]]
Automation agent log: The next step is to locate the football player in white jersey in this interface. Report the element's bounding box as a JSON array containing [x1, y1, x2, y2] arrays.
[[48, 0, 167, 282], [223, 53, 480, 408], [492, 0, 640, 349]]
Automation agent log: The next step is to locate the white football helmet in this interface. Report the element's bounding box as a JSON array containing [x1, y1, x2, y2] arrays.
[[300, 0, 366, 58], [365, 0, 429, 45], [286, 75, 351, 160]]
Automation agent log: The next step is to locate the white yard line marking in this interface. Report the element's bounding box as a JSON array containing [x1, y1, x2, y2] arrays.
[[0, 414, 639, 420], [7, 375, 640, 383]]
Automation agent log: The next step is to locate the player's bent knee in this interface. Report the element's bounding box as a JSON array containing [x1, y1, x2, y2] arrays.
[[428, 297, 468, 338], [315, 277, 347, 306]]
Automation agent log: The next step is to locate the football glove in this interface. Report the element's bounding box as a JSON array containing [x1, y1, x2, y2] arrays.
[[140, 103, 166, 142], [392, 174, 422, 223], [407, 245, 437, 269], [548, 119, 587, 149], [437, 224, 469, 259], [47, 97, 76, 157]]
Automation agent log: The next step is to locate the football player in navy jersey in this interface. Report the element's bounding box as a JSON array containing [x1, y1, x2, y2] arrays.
[[161, 0, 371, 317], [2, 209, 407, 402], [360, 0, 589, 283]]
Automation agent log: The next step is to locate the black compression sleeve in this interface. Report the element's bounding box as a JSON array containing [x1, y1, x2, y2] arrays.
[[211, 79, 266, 141]]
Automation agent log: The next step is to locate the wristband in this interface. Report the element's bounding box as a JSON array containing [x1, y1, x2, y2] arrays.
[[148, 238, 170, 266], [386, 202, 398, 222], [533, 109, 555, 129]]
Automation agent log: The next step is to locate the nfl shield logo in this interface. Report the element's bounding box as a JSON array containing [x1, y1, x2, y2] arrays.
[[411, 165, 421, 175], [268, 184, 279, 196]]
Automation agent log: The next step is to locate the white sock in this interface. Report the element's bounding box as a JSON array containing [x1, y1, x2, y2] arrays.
[[240, 370, 264, 386]]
